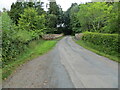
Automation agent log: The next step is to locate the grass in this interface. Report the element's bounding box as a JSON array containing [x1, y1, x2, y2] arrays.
[[2, 37, 63, 80], [75, 39, 119, 62]]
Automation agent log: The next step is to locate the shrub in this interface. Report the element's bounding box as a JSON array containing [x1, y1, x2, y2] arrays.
[[82, 32, 119, 56], [2, 12, 27, 66], [2, 10, 45, 67], [18, 7, 45, 32]]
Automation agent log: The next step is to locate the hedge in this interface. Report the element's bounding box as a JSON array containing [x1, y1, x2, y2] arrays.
[[82, 32, 119, 57], [2, 12, 43, 68]]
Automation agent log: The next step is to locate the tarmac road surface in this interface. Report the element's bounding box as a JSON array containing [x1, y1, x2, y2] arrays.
[[3, 36, 118, 88]]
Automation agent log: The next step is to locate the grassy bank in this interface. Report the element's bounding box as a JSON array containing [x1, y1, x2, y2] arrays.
[[75, 40, 119, 62], [2, 38, 62, 80]]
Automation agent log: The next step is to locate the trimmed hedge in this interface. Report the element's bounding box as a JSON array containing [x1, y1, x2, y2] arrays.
[[82, 32, 119, 57]]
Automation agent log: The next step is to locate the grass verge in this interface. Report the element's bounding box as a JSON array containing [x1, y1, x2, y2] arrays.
[[2, 38, 63, 80], [75, 39, 119, 62]]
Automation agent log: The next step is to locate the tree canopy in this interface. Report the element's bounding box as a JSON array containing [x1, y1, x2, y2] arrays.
[[64, 2, 119, 34]]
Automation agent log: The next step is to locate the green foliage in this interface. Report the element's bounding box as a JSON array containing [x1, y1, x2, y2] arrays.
[[45, 14, 57, 33], [69, 3, 80, 33], [2, 12, 25, 66], [3, 39, 58, 80], [8, 2, 24, 24], [63, 3, 81, 34], [76, 40, 119, 62], [81, 32, 119, 59], [77, 2, 109, 32], [35, 2, 46, 15], [2, 1, 64, 79], [8, 1, 45, 25], [48, 2, 60, 16], [46, 2, 64, 34], [103, 2, 119, 33], [64, 2, 118, 34], [2, 7, 46, 67], [46, 14, 57, 28], [15, 30, 33, 43], [18, 7, 45, 31]]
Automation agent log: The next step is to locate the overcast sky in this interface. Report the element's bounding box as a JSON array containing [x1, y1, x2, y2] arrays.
[[0, 0, 91, 11]]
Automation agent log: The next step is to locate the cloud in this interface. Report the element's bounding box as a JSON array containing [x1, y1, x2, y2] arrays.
[[0, 0, 91, 11], [0, 0, 16, 11], [56, 0, 91, 11]]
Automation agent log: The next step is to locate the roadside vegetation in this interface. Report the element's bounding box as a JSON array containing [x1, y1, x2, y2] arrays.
[[64, 2, 119, 62], [76, 32, 119, 62], [1, 1, 64, 80], [2, 39, 60, 80], [64, 2, 119, 34], [1, 1, 119, 80]]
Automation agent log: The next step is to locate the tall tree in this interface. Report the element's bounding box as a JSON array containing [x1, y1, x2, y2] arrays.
[[103, 2, 119, 33], [69, 3, 80, 33], [35, 1, 46, 15], [63, 3, 80, 35], [77, 2, 109, 32], [46, 1, 63, 34], [48, 2, 59, 16], [18, 7, 45, 31], [8, 2, 24, 25], [45, 14, 57, 33]]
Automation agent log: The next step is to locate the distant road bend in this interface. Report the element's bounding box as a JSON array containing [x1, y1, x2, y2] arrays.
[[3, 36, 118, 88]]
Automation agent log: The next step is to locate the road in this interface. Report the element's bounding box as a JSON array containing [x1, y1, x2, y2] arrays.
[[3, 36, 118, 88]]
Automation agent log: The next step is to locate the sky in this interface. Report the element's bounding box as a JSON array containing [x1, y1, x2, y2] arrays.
[[0, 0, 91, 11], [56, 0, 91, 11]]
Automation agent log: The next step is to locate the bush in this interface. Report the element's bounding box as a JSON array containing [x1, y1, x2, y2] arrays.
[[82, 32, 119, 57], [18, 8, 45, 32], [2, 10, 45, 67], [2, 12, 27, 66]]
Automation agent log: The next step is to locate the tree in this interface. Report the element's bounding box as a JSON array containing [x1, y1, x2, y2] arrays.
[[8, 1, 45, 25], [2, 12, 17, 64], [63, 10, 72, 35], [26, 2, 35, 7], [35, 2, 46, 15], [69, 3, 80, 33], [63, 3, 80, 35], [77, 2, 109, 32], [46, 1, 63, 34], [57, 5, 64, 26], [103, 2, 119, 33], [8, 2, 24, 25], [45, 14, 57, 33], [48, 2, 59, 16], [18, 7, 45, 31], [63, 2, 118, 34], [2, 8, 7, 12]]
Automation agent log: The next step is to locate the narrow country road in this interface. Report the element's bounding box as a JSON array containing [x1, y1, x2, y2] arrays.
[[3, 36, 118, 88]]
